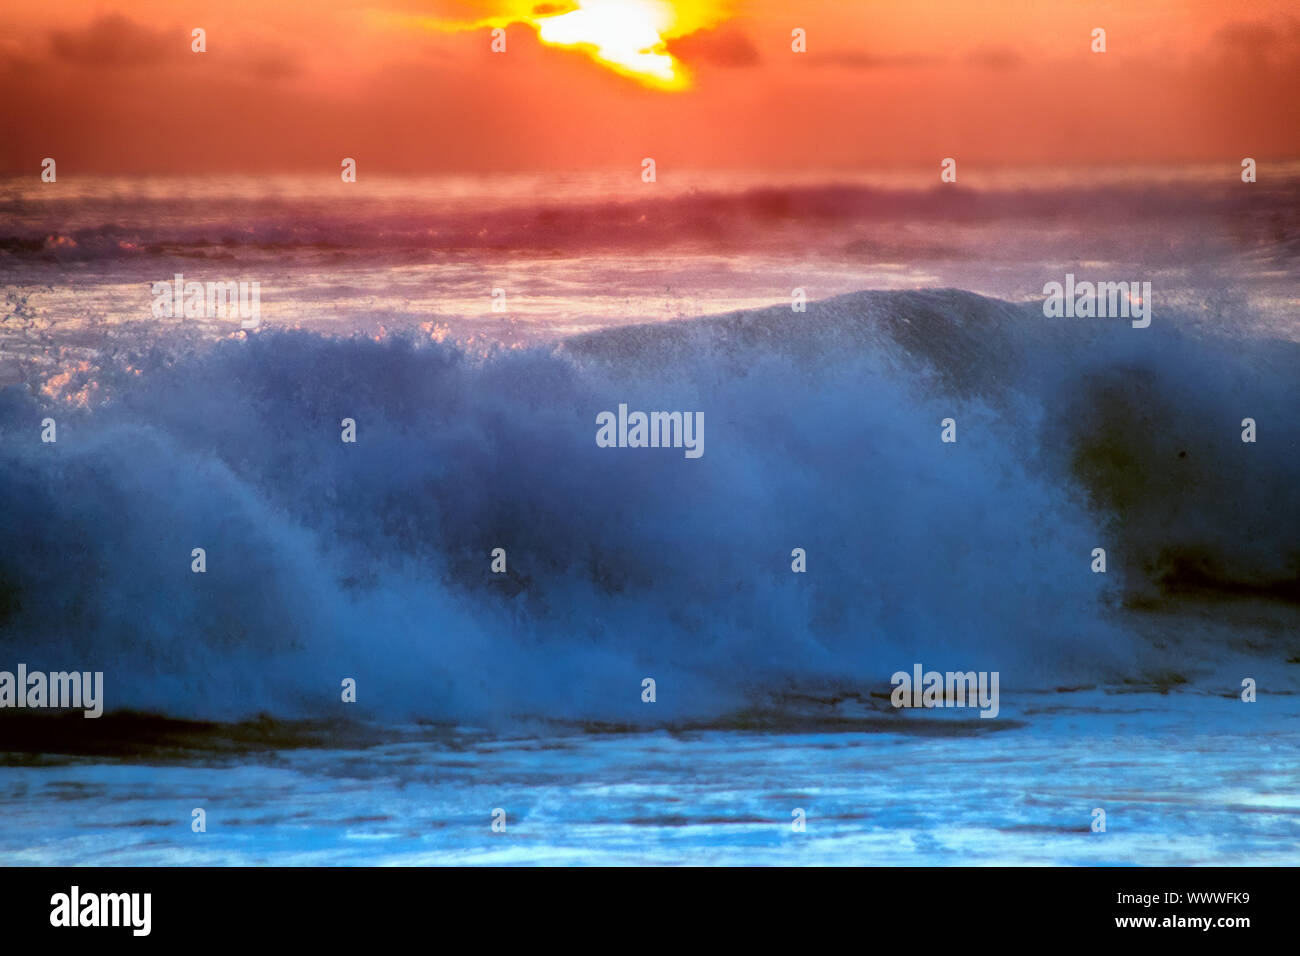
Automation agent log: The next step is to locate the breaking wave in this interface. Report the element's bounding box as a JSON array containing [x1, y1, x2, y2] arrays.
[[0, 289, 1297, 723]]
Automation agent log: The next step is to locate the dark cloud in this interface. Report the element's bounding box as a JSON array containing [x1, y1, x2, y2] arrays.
[[234, 44, 303, 80], [1210, 16, 1300, 67], [816, 51, 937, 70], [49, 14, 174, 68], [46, 14, 300, 82], [967, 47, 1022, 70], [666, 24, 760, 68]]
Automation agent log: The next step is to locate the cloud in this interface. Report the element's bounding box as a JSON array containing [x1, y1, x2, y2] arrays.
[[967, 46, 1022, 70], [45, 13, 301, 82], [1210, 16, 1300, 68], [815, 51, 937, 70], [665, 24, 760, 68], [816, 46, 1019, 72], [241, 50, 302, 80], [49, 14, 174, 68]]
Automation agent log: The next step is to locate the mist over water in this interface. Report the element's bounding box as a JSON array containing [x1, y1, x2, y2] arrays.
[[2, 167, 1297, 385]]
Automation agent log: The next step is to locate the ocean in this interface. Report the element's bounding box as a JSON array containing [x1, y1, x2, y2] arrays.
[[1, 167, 1298, 864]]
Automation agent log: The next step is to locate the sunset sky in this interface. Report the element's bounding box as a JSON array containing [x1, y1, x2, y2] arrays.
[[1, 0, 1296, 173]]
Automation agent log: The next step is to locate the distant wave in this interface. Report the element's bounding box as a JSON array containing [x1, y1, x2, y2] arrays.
[[1, 177, 1295, 265], [0, 289, 1297, 722]]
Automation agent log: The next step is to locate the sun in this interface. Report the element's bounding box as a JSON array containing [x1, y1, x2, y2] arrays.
[[404, 1, 727, 91], [533, 0, 685, 89]]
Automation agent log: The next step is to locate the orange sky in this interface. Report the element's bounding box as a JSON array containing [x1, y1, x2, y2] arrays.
[[1, 0, 1296, 173]]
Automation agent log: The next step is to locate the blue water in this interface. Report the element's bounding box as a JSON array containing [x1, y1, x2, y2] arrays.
[[1, 172, 1298, 864], [3, 691, 1298, 865]]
